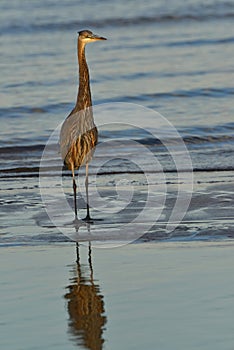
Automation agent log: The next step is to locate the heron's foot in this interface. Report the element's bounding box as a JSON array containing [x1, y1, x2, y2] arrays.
[[83, 215, 94, 224], [82, 216, 104, 223]]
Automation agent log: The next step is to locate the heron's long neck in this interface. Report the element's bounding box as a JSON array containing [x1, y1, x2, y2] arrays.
[[74, 41, 92, 112]]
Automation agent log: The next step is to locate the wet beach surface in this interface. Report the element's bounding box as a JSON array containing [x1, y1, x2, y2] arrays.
[[1, 171, 234, 246], [1, 243, 234, 350]]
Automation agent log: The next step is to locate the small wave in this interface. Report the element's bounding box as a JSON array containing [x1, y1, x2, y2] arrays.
[[0, 84, 232, 124], [138, 87, 234, 100], [0, 119, 233, 178], [1, 166, 234, 179], [165, 36, 234, 47], [181, 123, 234, 142], [119, 68, 234, 80], [4, 78, 69, 89], [0, 122, 233, 153], [2, 11, 234, 35], [107, 87, 234, 106], [0, 144, 44, 154], [1, 135, 233, 178], [0, 102, 71, 119]]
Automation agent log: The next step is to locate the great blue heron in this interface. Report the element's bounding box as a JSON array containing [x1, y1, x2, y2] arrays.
[[60, 30, 106, 221]]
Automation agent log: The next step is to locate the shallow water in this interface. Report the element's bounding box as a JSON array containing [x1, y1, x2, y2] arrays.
[[0, 0, 234, 245], [1, 243, 234, 350]]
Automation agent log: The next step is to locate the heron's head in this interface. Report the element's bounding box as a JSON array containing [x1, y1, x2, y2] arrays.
[[78, 30, 107, 44]]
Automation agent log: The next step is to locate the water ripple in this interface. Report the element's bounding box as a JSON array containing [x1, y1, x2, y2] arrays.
[[2, 12, 234, 35]]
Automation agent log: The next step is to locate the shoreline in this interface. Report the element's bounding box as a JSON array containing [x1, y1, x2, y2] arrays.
[[1, 170, 234, 246]]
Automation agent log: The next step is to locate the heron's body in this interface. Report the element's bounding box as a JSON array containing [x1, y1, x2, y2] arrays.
[[60, 112, 98, 171], [60, 30, 106, 220]]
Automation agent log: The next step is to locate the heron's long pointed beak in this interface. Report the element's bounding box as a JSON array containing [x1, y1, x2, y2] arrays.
[[91, 34, 107, 41]]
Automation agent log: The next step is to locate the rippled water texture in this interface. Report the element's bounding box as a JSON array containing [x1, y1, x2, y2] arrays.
[[0, 0, 234, 244]]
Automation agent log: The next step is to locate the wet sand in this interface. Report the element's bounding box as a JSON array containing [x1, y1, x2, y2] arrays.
[[1, 242, 234, 350], [1, 171, 234, 245]]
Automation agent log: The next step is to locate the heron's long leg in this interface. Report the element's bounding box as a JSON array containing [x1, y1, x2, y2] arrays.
[[71, 164, 78, 219], [85, 162, 91, 221], [76, 242, 80, 264]]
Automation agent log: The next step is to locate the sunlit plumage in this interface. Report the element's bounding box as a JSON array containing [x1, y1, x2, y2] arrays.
[[60, 30, 106, 220]]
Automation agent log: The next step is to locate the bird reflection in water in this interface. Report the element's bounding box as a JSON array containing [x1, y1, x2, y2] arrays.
[[65, 242, 107, 350]]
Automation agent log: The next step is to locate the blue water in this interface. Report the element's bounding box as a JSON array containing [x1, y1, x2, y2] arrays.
[[1, 0, 234, 173], [0, 0, 234, 244]]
